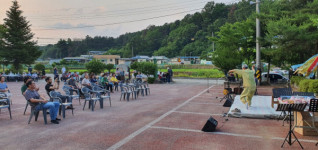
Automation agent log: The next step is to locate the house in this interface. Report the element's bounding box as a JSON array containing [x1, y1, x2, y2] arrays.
[[64, 57, 88, 63], [93, 55, 120, 65], [131, 55, 150, 62], [149, 56, 170, 64]]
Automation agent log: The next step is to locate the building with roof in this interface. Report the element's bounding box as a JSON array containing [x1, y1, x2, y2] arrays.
[[64, 57, 88, 63], [131, 55, 150, 62], [149, 56, 170, 64], [93, 55, 120, 65]]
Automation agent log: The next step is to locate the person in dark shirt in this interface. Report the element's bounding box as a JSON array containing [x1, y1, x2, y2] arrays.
[[24, 80, 60, 124], [45, 77, 73, 108]]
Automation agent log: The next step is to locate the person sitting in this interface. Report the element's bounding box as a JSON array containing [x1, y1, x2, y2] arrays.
[[90, 74, 98, 84], [24, 80, 61, 124], [45, 77, 73, 109], [32, 72, 38, 81], [0, 76, 12, 101], [21, 77, 38, 96], [67, 74, 82, 96], [82, 74, 92, 89], [100, 73, 113, 93], [136, 72, 143, 82], [110, 73, 119, 91]]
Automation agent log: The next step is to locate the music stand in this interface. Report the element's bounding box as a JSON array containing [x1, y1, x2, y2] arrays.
[[276, 103, 307, 149], [308, 99, 318, 146]]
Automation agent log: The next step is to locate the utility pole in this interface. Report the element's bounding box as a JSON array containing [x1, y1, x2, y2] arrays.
[[132, 45, 134, 57], [256, 0, 261, 70]]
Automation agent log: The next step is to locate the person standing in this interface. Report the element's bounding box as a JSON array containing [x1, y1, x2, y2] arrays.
[[229, 65, 256, 109], [28, 66, 32, 74], [168, 67, 173, 82], [62, 66, 66, 74]]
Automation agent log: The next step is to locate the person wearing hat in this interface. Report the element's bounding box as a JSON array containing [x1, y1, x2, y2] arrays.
[[228, 64, 256, 109]]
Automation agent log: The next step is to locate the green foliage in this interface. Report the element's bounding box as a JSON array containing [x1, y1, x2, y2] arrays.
[[105, 64, 114, 73], [290, 76, 305, 86], [147, 77, 155, 84], [0, 1, 41, 70], [34, 63, 45, 72], [130, 62, 138, 70], [133, 62, 157, 76], [158, 68, 224, 78], [299, 79, 312, 92], [85, 59, 107, 74], [308, 80, 318, 94]]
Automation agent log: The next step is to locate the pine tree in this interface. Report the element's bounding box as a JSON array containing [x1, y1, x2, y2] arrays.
[[1, 1, 41, 70]]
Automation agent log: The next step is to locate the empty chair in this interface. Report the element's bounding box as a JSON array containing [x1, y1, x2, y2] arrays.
[[0, 93, 12, 119], [93, 86, 110, 108], [50, 91, 73, 118], [63, 86, 81, 105], [143, 83, 150, 95], [119, 83, 131, 101], [81, 87, 100, 111]]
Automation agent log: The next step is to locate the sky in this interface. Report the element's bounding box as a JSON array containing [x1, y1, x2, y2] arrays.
[[0, 0, 235, 46]]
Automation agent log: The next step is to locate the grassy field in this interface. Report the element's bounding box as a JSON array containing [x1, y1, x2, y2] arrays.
[[158, 69, 224, 78]]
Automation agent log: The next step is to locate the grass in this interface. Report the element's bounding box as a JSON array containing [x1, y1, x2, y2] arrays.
[[158, 69, 224, 78]]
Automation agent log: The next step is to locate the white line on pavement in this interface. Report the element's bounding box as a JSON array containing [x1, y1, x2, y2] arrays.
[[150, 126, 318, 143], [173, 111, 223, 116], [107, 85, 216, 150], [188, 102, 223, 105]]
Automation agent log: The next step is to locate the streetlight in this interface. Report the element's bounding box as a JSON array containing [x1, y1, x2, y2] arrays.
[[250, 0, 261, 85]]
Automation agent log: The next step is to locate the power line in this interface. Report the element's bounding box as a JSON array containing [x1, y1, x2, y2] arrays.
[[27, 2, 207, 21], [26, 0, 206, 18], [33, 8, 202, 31]]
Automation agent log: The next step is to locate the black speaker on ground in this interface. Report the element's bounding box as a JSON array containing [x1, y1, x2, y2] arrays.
[[202, 116, 218, 132], [223, 98, 233, 107]]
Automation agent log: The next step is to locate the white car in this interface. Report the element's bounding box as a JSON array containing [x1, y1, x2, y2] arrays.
[[261, 73, 288, 83]]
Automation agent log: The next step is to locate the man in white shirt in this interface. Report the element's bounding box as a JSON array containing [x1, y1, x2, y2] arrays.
[[62, 66, 66, 74], [81, 74, 92, 89]]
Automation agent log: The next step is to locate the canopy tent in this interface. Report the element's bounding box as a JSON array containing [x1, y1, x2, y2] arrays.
[[294, 54, 318, 77]]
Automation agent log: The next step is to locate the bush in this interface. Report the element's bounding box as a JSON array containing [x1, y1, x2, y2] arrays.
[[105, 64, 114, 73], [308, 80, 318, 94], [133, 62, 157, 76], [299, 79, 312, 92], [85, 59, 106, 74], [290, 76, 305, 86], [34, 63, 45, 72], [147, 77, 155, 84]]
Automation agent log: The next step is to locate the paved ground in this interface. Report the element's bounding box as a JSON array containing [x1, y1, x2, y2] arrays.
[[0, 77, 317, 150]]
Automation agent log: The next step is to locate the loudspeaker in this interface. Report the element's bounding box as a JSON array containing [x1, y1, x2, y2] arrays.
[[202, 116, 218, 132], [223, 98, 233, 107]]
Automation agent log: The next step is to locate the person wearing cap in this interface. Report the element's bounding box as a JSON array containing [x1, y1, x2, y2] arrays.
[[228, 64, 256, 109]]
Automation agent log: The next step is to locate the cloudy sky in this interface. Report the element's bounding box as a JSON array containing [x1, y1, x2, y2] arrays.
[[0, 0, 235, 45]]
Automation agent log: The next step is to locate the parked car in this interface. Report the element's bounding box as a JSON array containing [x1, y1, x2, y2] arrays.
[[261, 73, 288, 83]]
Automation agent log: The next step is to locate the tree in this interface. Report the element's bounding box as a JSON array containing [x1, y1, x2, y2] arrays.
[[1, 1, 41, 70], [34, 63, 45, 72], [85, 59, 107, 74], [105, 64, 114, 73]]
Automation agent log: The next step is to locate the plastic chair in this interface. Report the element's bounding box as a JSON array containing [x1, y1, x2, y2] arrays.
[[81, 87, 99, 111], [63, 86, 81, 105], [27, 101, 48, 124], [0, 94, 12, 119], [49, 91, 73, 118]]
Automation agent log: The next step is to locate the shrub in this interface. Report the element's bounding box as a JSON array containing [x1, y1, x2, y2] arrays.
[[34, 63, 45, 72], [105, 64, 114, 73], [147, 77, 155, 84], [299, 79, 312, 92], [133, 62, 157, 76], [290, 76, 305, 86], [308, 80, 318, 94], [85, 59, 106, 74]]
